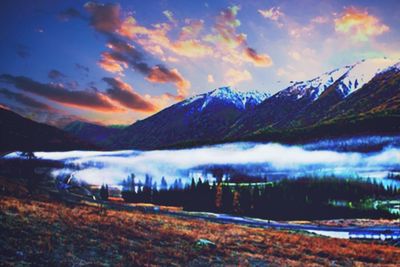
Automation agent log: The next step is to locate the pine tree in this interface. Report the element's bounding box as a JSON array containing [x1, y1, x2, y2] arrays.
[[160, 177, 168, 191], [233, 189, 240, 214], [215, 182, 223, 210], [100, 184, 109, 200]]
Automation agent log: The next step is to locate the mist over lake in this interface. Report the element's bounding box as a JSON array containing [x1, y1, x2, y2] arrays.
[[7, 136, 400, 188]]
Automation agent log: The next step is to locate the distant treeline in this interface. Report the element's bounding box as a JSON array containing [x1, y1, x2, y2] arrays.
[[120, 175, 399, 220]]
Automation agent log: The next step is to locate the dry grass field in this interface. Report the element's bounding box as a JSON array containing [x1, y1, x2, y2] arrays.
[[1, 193, 400, 266]]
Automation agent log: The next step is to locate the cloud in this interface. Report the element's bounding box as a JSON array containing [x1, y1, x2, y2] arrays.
[[15, 44, 30, 59], [224, 68, 252, 85], [117, 5, 269, 67], [258, 7, 284, 21], [0, 103, 10, 110], [0, 74, 122, 112], [98, 51, 127, 74], [163, 10, 177, 25], [84, 2, 121, 33], [334, 7, 389, 42], [170, 39, 212, 58], [244, 47, 272, 67], [0, 88, 54, 111], [146, 66, 190, 99], [205, 5, 273, 67], [84, 2, 193, 95], [207, 74, 215, 83], [179, 19, 204, 40], [103, 77, 156, 112], [288, 51, 301, 61], [208, 5, 244, 48], [103, 37, 149, 73], [84, 2, 273, 100], [58, 7, 84, 21], [48, 69, 66, 80], [311, 16, 329, 24], [75, 63, 89, 73], [99, 38, 190, 98], [118, 15, 212, 59]]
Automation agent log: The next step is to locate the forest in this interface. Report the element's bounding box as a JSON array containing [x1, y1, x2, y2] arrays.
[[118, 175, 399, 220]]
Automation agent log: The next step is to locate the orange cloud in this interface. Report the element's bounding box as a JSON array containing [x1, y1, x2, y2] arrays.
[[244, 48, 273, 67], [119, 16, 212, 59], [207, 74, 215, 83], [98, 38, 191, 98], [0, 103, 10, 110], [207, 5, 244, 48], [224, 68, 252, 86], [103, 77, 156, 112], [335, 7, 389, 42], [179, 19, 204, 40], [205, 5, 273, 67], [0, 74, 122, 112], [171, 39, 212, 58], [146, 66, 190, 98], [98, 52, 127, 74]]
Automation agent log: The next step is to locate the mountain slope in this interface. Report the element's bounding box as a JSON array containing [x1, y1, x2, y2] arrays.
[[242, 65, 400, 143], [0, 108, 94, 152], [106, 87, 269, 149], [104, 58, 400, 150], [227, 58, 400, 138], [64, 121, 123, 145]]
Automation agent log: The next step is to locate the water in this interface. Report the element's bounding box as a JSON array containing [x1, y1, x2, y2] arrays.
[[6, 137, 400, 188]]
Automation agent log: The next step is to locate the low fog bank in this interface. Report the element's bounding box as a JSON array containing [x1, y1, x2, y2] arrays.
[[303, 135, 400, 152], [6, 137, 400, 188]]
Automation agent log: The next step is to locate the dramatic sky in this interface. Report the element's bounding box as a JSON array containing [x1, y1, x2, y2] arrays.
[[0, 0, 399, 126]]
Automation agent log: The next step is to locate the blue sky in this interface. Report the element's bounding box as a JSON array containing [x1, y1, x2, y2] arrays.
[[0, 0, 399, 126]]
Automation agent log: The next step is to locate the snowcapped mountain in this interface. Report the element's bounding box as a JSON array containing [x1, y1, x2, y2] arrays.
[[276, 58, 399, 101], [181, 86, 270, 111], [276, 65, 352, 100], [336, 58, 399, 96], [106, 86, 270, 149], [101, 57, 400, 150], [227, 58, 400, 139]]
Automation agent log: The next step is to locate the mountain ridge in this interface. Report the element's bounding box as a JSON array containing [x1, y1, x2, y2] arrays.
[[0, 107, 95, 152], [12, 57, 400, 150]]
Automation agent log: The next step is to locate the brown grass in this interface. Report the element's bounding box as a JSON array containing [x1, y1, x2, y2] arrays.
[[1, 195, 399, 266]]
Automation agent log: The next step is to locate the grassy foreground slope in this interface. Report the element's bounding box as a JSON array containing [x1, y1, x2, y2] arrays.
[[1, 194, 400, 266]]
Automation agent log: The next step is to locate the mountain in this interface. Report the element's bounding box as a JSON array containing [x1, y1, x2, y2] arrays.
[[103, 58, 400, 150], [64, 121, 123, 145], [227, 58, 400, 139], [0, 108, 94, 152], [105, 87, 269, 149], [245, 66, 400, 144], [181, 87, 270, 110]]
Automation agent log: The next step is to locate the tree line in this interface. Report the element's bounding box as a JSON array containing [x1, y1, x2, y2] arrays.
[[115, 175, 399, 220]]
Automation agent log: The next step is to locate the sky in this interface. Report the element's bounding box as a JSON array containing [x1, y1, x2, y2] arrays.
[[0, 0, 399, 126]]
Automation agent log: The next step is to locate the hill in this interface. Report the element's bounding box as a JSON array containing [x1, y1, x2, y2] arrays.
[[0, 108, 94, 152], [64, 121, 123, 146]]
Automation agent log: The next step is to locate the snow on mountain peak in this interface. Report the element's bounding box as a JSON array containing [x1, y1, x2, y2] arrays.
[[180, 58, 399, 112], [181, 86, 270, 110], [337, 58, 399, 96], [277, 65, 351, 100], [276, 57, 399, 101]]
